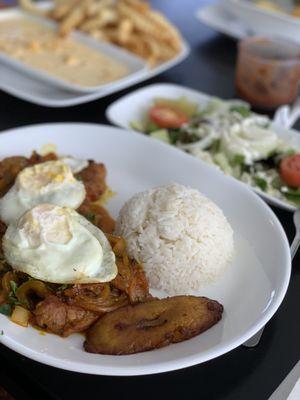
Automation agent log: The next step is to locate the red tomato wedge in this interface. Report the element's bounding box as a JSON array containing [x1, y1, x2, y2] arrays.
[[149, 105, 188, 128], [280, 154, 300, 188]]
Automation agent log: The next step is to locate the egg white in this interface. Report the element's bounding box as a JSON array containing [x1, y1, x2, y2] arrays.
[[0, 160, 86, 225], [37, 143, 89, 174], [3, 204, 117, 284], [60, 157, 89, 174]]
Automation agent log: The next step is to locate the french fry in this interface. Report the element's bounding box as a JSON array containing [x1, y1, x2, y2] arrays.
[[80, 8, 118, 32], [124, 34, 152, 59], [20, 0, 183, 68], [85, 1, 99, 18], [146, 10, 182, 51], [89, 29, 109, 41], [139, 35, 160, 63], [117, 18, 133, 44], [121, 0, 150, 13], [18, 0, 50, 16], [86, 0, 114, 17], [59, 2, 92, 36], [51, 0, 79, 20], [117, 2, 172, 44], [80, 17, 104, 33], [101, 26, 123, 43]]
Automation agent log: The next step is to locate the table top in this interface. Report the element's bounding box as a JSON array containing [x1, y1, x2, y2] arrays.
[[0, 1, 299, 399]]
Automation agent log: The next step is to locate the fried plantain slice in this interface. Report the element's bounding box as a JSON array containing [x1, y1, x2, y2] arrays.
[[84, 296, 223, 355]]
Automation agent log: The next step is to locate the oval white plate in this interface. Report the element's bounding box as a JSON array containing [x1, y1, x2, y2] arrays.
[[106, 83, 300, 212], [0, 123, 291, 376]]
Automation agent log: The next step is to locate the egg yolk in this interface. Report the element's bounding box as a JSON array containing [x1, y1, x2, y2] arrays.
[[19, 204, 72, 247], [18, 161, 76, 194]]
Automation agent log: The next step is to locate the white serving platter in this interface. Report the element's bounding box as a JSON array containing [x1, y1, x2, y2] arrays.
[[0, 9, 148, 94], [0, 122, 291, 375], [197, 0, 300, 44], [196, 1, 250, 39], [0, 8, 189, 107], [221, 0, 300, 43], [106, 83, 300, 212]]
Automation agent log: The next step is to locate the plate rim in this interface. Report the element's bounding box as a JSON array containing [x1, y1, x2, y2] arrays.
[[195, 3, 247, 39], [224, 0, 300, 26], [0, 122, 291, 376], [0, 42, 189, 107]]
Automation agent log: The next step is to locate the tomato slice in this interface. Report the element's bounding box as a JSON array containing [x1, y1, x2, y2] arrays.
[[149, 105, 188, 128], [280, 154, 300, 188]]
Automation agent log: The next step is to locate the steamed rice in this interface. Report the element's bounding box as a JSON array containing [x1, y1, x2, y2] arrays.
[[116, 183, 234, 295]]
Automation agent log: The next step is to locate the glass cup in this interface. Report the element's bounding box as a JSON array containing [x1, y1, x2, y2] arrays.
[[236, 36, 300, 109]]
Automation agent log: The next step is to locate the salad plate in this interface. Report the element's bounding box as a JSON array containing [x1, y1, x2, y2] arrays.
[[0, 123, 291, 375], [106, 83, 300, 212]]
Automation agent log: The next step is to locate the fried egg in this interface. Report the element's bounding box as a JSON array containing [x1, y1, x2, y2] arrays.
[[37, 143, 89, 174], [3, 204, 117, 284], [0, 160, 86, 225], [60, 157, 88, 174]]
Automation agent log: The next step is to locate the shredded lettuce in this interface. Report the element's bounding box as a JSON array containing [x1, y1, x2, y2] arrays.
[[149, 130, 170, 143], [232, 154, 246, 166], [253, 176, 268, 191], [130, 120, 145, 132], [284, 193, 300, 205], [230, 105, 251, 118]]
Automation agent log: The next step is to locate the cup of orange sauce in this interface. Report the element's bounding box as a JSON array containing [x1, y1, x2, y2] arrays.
[[236, 37, 300, 109]]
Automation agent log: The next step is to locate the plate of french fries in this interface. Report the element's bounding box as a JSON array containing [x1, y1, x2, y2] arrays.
[[0, 0, 189, 106]]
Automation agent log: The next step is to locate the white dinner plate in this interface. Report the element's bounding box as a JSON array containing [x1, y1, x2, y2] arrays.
[[106, 83, 300, 212], [0, 123, 291, 375]]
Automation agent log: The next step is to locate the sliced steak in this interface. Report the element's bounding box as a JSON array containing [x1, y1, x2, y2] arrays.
[[34, 294, 99, 337]]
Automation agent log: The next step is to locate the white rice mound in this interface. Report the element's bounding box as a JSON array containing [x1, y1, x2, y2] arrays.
[[115, 183, 234, 295]]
